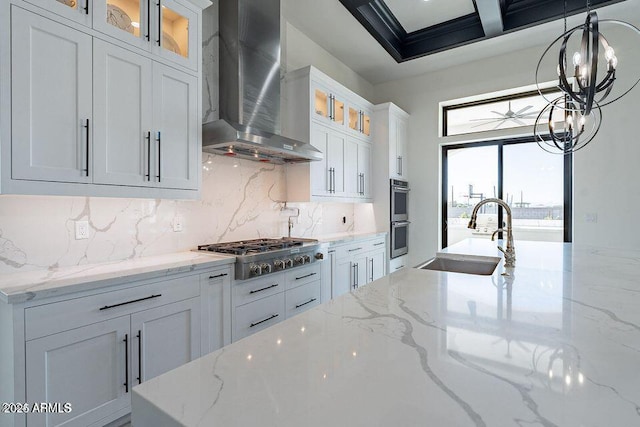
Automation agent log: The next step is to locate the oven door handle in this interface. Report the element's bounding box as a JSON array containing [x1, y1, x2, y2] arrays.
[[392, 221, 411, 227], [392, 187, 410, 192]]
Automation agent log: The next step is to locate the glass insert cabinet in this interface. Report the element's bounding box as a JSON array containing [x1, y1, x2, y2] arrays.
[[314, 85, 345, 127], [348, 106, 371, 137], [28, 0, 198, 70]]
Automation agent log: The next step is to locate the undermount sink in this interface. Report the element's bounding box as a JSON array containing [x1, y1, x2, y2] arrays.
[[417, 254, 501, 276]]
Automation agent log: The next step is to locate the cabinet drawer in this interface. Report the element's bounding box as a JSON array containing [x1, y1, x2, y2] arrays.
[[25, 275, 200, 340], [234, 293, 285, 341], [285, 280, 321, 319], [368, 237, 386, 250], [335, 242, 367, 260], [284, 264, 321, 291], [233, 273, 284, 307]]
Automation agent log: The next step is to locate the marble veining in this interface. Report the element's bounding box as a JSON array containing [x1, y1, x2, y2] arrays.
[[132, 240, 640, 426]]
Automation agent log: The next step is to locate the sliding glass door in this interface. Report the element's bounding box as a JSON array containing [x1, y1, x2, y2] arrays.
[[442, 137, 571, 248]]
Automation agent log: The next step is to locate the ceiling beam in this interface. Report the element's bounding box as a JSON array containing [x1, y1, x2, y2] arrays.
[[475, 0, 504, 37]]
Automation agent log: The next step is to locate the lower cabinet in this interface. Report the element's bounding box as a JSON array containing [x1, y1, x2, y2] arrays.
[[332, 236, 387, 298], [12, 264, 232, 427], [232, 264, 322, 342]]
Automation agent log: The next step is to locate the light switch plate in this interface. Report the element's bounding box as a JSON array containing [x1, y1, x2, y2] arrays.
[[75, 221, 89, 240], [173, 216, 184, 232]]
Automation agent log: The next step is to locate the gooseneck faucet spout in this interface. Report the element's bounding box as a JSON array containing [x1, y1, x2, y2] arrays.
[[467, 198, 516, 268]]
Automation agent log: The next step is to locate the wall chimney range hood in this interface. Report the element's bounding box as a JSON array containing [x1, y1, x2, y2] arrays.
[[202, 0, 322, 164]]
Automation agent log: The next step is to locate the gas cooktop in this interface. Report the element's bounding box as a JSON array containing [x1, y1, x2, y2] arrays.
[[197, 238, 322, 280]]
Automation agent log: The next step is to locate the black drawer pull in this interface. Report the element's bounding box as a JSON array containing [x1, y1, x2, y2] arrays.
[[295, 272, 317, 280], [123, 334, 129, 393], [295, 298, 317, 309], [373, 242, 385, 246], [250, 314, 279, 328], [249, 284, 279, 294], [348, 247, 363, 252], [209, 273, 228, 279], [99, 294, 162, 311]]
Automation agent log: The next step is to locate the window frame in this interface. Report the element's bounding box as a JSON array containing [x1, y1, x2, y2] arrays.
[[441, 136, 572, 249]]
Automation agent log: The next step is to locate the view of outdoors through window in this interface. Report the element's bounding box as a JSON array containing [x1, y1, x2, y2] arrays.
[[445, 142, 564, 247]]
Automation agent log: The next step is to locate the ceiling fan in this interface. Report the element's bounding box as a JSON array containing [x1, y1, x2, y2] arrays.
[[470, 101, 540, 130]]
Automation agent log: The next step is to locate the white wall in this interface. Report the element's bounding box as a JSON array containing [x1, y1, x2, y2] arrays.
[[374, 27, 640, 265]]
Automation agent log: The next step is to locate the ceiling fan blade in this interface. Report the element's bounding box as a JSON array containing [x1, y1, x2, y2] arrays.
[[471, 119, 504, 128], [513, 118, 527, 126], [514, 105, 533, 115], [469, 117, 502, 122], [490, 110, 507, 117], [492, 119, 508, 130]]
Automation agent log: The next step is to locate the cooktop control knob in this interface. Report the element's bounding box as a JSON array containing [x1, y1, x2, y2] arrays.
[[284, 259, 294, 268], [315, 253, 324, 260], [303, 255, 311, 263], [260, 263, 272, 273], [250, 264, 262, 276], [294, 255, 305, 265], [274, 260, 285, 270]]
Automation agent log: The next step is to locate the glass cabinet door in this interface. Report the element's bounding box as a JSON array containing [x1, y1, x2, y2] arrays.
[[348, 107, 371, 137], [314, 88, 330, 121], [26, 0, 92, 27], [154, 0, 198, 70], [348, 106, 359, 133], [332, 96, 344, 126], [361, 111, 371, 136], [93, 0, 149, 49]]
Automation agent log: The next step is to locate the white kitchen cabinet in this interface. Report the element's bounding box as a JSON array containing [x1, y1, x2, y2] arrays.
[[93, 40, 154, 187], [93, 42, 197, 190], [357, 140, 372, 199], [330, 236, 387, 298], [11, 8, 93, 184], [25, 316, 131, 427], [131, 297, 200, 384], [307, 122, 346, 197], [234, 292, 285, 342], [284, 66, 373, 203], [200, 268, 232, 354], [390, 112, 409, 180], [24, 0, 91, 27], [152, 62, 199, 190], [2, 1, 206, 199]]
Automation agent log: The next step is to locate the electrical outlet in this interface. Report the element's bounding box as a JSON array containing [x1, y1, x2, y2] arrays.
[[173, 216, 184, 232], [75, 221, 89, 240]]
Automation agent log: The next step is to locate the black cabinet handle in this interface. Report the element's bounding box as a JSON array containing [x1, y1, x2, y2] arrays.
[[209, 273, 228, 279], [295, 298, 317, 309], [348, 247, 363, 252], [99, 294, 162, 311], [249, 283, 278, 294], [83, 0, 89, 14], [156, 0, 162, 46], [373, 242, 385, 246], [123, 334, 129, 393], [156, 131, 161, 182], [145, 131, 151, 181], [250, 313, 279, 328], [145, 0, 151, 41], [83, 119, 90, 176], [295, 272, 317, 281], [136, 330, 142, 384]]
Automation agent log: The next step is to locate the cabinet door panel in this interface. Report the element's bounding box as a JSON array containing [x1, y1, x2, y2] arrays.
[[152, 63, 199, 190], [24, 0, 92, 27], [93, 0, 150, 51], [93, 40, 153, 186], [11, 8, 93, 183], [344, 138, 358, 197], [354, 254, 368, 289], [327, 132, 345, 195], [25, 316, 131, 427], [153, 0, 198, 70], [334, 259, 353, 297], [310, 124, 329, 196], [131, 298, 200, 384], [369, 249, 386, 283], [396, 118, 407, 178], [357, 142, 371, 198]]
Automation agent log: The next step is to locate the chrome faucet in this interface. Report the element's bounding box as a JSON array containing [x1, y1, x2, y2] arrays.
[[280, 202, 300, 238], [467, 198, 516, 268]]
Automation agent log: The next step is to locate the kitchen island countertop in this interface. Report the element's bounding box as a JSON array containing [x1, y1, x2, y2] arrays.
[[132, 239, 640, 427]]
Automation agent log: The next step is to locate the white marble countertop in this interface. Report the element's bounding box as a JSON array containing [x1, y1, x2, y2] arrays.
[[0, 252, 235, 304], [316, 231, 387, 246], [131, 239, 640, 427]]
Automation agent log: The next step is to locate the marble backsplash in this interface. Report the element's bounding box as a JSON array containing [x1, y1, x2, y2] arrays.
[[0, 154, 374, 275]]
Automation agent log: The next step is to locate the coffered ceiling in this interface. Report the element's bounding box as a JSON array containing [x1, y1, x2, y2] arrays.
[[339, 0, 627, 63]]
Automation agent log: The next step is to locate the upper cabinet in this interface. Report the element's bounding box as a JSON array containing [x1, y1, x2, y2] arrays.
[[2, 0, 208, 199], [284, 66, 374, 203], [374, 103, 409, 181]]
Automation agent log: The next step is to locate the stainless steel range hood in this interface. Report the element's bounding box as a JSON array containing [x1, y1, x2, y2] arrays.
[[202, 0, 322, 164]]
